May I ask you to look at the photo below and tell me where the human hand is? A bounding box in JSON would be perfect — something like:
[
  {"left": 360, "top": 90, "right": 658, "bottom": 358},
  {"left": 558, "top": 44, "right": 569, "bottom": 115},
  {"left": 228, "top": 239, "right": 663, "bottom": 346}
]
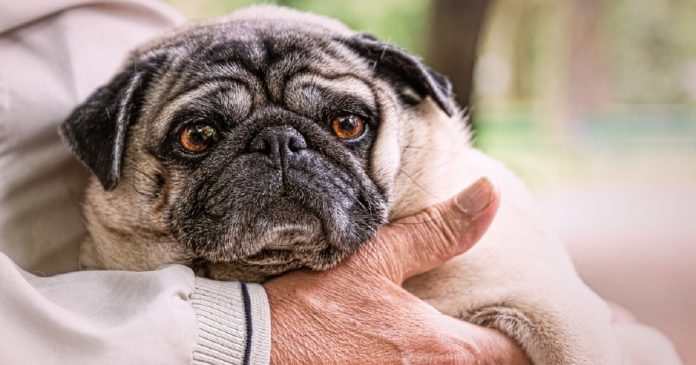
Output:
[{"left": 265, "top": 178, "right": 530, "bottom": 364}]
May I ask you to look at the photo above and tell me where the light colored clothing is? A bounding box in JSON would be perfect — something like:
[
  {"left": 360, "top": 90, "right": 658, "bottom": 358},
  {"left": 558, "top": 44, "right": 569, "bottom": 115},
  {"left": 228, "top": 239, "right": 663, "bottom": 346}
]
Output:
[{"left": 0, "top": 1, "right": 270, "bottom": 364}]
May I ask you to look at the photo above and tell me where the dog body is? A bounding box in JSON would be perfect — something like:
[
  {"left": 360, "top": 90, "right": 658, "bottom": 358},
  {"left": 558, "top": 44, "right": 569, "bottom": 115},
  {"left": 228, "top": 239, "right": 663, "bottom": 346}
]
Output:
[{"left": 63, "top": 7, "right": 624, "bottom": 364}]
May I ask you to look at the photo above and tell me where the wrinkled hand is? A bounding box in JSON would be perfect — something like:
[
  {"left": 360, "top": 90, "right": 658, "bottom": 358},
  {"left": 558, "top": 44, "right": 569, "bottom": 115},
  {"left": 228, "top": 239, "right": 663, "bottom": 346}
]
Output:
[{"left": 265, "top": 178, "right": 530, "bottom": 364}]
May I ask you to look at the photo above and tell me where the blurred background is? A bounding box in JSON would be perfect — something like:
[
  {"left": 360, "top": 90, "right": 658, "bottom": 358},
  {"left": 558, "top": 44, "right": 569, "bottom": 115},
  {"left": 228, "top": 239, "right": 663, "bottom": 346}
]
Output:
[{"left": 167, "top": 0, "right": 696, "bottom": 362}]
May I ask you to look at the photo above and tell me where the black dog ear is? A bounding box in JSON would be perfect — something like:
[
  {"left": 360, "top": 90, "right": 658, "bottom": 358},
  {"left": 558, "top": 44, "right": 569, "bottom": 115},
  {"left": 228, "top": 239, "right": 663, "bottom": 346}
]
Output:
[
  {"left": 341, "top": 33, "right": 455, "bottom": 116},
  {"left": 60, "top": 55, "right": 163, "bottom": 191}
]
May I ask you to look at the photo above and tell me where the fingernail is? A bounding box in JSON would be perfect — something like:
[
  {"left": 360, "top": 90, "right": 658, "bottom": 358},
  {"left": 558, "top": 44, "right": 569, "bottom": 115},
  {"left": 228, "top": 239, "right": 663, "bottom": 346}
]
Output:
[{"left": 454, "top": 177, "right": 496, "bottom": 215}]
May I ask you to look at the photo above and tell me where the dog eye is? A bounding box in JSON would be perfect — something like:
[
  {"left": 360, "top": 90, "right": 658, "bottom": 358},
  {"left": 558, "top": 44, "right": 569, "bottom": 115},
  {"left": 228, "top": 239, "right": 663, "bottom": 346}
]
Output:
[
  {"left": 179, "top": 124, "right": 219, "bottom": 153},
  {"left": 331, "top": 115, "right": 365, "bottom": 141}
]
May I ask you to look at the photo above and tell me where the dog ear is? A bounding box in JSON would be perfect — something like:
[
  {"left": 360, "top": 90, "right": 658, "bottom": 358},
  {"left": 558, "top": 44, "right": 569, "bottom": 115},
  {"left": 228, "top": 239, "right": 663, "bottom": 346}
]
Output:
[
  {"left": 60, "top": 55, "right": 164, "bottom": 191},
  {"left": 341, "top": 33, "right": 455, "bottom": 116}
]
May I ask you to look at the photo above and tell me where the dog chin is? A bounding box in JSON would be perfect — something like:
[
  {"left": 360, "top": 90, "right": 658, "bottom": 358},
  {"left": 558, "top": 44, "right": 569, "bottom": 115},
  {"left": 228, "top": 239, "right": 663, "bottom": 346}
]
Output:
[
  {"left": 193, "top": 201, "right": 330, "bottom": 279},
  {"left": 239, "top": 197, "right": 325, "bottom": 250}
]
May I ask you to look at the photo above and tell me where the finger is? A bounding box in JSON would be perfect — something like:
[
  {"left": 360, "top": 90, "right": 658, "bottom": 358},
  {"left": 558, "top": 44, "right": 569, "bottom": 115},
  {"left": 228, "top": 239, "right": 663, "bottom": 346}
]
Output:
[
  {"left": 448, "top": 321, "right": 531, "bottom": 365},
  {"left": 356, "top": 177, "right": 499, "bottom": 283}
]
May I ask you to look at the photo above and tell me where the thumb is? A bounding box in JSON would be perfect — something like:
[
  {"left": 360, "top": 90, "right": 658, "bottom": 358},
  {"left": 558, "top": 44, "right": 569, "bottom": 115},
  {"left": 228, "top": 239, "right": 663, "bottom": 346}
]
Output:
[{"left": 357, "top": 177, "right": 499, "bottom": 284}]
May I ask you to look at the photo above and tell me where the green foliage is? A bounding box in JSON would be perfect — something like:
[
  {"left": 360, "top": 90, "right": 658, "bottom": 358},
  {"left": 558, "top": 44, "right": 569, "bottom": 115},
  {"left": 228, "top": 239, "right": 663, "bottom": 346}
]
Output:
[{"left": 165, "top": 0, "right": 428, "bottom": 55}]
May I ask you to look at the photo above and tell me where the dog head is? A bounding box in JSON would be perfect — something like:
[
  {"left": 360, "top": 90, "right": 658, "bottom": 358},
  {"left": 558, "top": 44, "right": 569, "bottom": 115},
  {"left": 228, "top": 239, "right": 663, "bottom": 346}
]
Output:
[{"left": 61, "top": 6, "right": 461, "bottom": 280}]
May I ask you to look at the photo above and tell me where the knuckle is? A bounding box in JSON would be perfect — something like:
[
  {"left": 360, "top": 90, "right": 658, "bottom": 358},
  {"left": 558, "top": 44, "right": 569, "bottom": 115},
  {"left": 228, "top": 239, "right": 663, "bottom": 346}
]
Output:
[
  {"left": 442, "top": 340, "right": 481, "bottom": 365},
  {"left": 412, "top": 334, "right": 477, "bottom": 365},
  {"left": 422, "top": 205, "right": 445, "bottom": 223}
]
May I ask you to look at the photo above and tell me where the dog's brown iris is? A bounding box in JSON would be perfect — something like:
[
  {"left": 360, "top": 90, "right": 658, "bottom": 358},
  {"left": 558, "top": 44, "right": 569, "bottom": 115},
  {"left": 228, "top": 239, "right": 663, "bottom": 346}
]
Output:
[
  {"left": 331, "top": 115, "right": 365, "bottom": 140},
  {"left": 180, "top": 124, "right": 219, "bottom": 153}
]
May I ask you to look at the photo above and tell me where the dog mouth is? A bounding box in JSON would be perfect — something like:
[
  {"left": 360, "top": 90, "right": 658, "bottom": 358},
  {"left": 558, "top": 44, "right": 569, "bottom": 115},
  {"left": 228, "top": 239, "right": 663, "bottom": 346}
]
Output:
[
  {"left": 188, "top": 195, "right": 328, "bottom": 264},
  {"left": 242, "top": 196, "right": 325, "bottom": 249},
  {"left": 177, "top": 159, "right": 385, "bottom": 280},
  {"left": 188, "top": 198, "right": 357, "bottom": 281}
]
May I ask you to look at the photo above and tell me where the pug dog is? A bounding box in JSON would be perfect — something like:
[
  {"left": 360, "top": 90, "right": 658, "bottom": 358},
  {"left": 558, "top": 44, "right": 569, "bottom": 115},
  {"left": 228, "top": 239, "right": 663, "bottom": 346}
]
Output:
[{"left": 60, "top": 6, "right": 625, "bottom": 364}]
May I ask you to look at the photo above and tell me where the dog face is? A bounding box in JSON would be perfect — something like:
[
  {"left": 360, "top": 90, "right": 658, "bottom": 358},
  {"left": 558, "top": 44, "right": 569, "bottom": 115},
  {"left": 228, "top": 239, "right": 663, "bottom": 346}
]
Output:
[{"left": 61, "top": 6, "right": 457, "bottom": 280}]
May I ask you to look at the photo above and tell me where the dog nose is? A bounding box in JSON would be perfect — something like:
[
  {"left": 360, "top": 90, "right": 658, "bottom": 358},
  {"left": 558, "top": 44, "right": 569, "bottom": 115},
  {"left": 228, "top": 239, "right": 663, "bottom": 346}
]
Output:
[{"left": 248, "top": 126, "right": 307, "bottom": 162}]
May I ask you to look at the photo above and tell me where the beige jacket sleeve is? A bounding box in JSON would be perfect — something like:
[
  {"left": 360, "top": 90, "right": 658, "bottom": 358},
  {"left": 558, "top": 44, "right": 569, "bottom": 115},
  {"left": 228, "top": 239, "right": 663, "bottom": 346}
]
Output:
[
  {"left": 0, "top": 1, "right": 270, "bottom": 364},
  {"left": 0, "top": 254, "right": 270, "bottom": 365}
]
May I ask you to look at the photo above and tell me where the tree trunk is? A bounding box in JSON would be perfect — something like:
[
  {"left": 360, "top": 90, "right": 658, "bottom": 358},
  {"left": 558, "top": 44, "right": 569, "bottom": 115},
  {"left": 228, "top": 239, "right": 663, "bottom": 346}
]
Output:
[{"left": 428, "top": 0, "right": 492, "bottom": 124}]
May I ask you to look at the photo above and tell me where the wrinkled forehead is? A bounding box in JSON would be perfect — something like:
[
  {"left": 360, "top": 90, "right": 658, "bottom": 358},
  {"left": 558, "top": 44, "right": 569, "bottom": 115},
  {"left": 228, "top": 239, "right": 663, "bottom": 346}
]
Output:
[{"left": 140, "top": 22, "right": 377, "bottom": 138}]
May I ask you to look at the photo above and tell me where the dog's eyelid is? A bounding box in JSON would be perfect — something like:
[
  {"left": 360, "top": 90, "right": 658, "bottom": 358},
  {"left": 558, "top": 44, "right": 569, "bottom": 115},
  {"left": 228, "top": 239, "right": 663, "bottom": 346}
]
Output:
[
  {"left": 325, "top": 101, "right": 376, "bottom": 123},
  {"left": 168, "top": 113, "right": 226, "bottom": 136}
]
